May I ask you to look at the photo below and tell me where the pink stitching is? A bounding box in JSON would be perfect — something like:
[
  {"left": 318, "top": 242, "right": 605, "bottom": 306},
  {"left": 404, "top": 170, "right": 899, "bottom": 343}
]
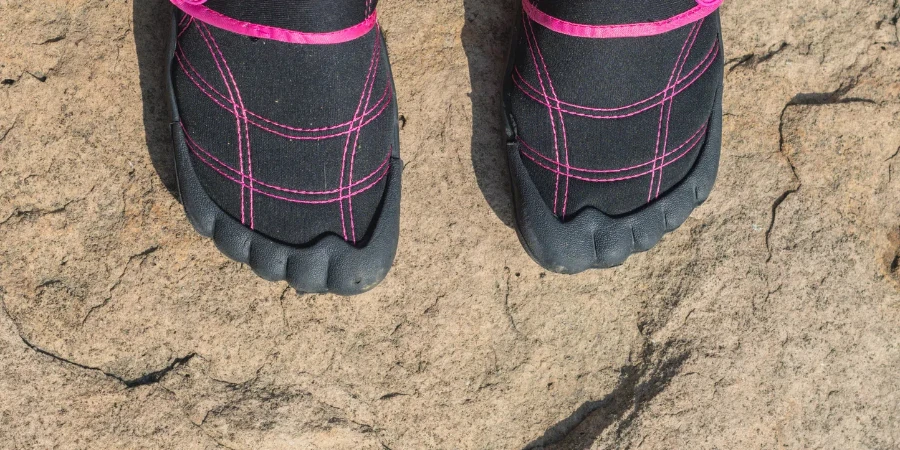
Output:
[
  {"left": 175, "top": 46, "right": 393, "bottom": 136},
  {"left": 171, "top": 0, "right": 378, "bottom": 45},
  {"left": 176, "top": 49, "right": 393, "bottom": 142},
  {"left": 659, "top": 23, "right": 706, "bottom": 198},
  {"left": 339, "top": 28, "right": 380, "bottom": 241},
  {"left": 512, "top": 5, "right": 720, "bottom": 211},
  {"left": 655, "top": 46, "right": 706, "bottom": 200},
  {"left": 511, "top": 39, "right": 719, "bottom": 120},
  {"left": 340, "top": 31, "right": 380, "bottom": 241},
  {"left": 649, "top": 23, "right": 696, "bottom": 201},
  {"left": 179, "top": 55, "right": 391, "bottom": 139},
  {"left": 201, "top": 23, "right": 256, "bottom": 229},
  {"left": 347, "top": 28, "right": 382, "bottom": 243},
  {"left": 525, "top": 16, "right": 572, "bottom": 217},
  {"left": 650, "top": 20, "right": 703, "bottom": 201},
  {"left": 522, "top": 13, "right": 562, "bottom": 216},
  {"left": 518, "top": 123, "right": 707, "bottom": 174},
  {"left": 182, "top": 124, "right": 390, "bottom": 195},
  {"left": 522, "top": 0, "right": 722, "bottom": 39},
  {"left": 197, "top": 24, "right": 256, "bottom": 230},
  {"left": 512, "top": 39, "right": 718, "bottom": 114},
  {"left": 519, "top": 129, "right": 704, "bottom": 183},
  {"left": 188, "top": 143, "right": 391, "bottom": 205},
  {"left": 195, "top": 22, "right": 247, "bottom": 225},
  {"left": 178, "top": 16, "right": 194, "bottom": 38},
  {"left": 176, "top": 8, "right": 392, "bottom": 241},
  {"left": 240, "top": 100, "right": 390, "bottom": 141}
]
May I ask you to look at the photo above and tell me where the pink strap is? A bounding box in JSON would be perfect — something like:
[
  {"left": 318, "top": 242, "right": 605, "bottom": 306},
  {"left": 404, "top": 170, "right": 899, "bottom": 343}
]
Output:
[
  {"left": 170, "top": 0, "right": 377, "bottom": 45},
  {"left": 522, "top": 0, "right": 723, "bottom": 39}
]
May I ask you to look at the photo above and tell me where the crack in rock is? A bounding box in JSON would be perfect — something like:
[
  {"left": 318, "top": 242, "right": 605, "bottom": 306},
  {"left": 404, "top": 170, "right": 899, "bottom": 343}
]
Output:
[
  {"left": 786, "top": 77, "right": 875, "bottom": 107},
  {"left": 2, "top": 293, "right": 192, "bottom": 388},
  {"left": 765, "top": 188, "right": 799, "bottom": 263},
  {"left": 38, "top": 34, "right": 66, "bottom": 45},
  {"left": 81, "top": 297, "right": 112, "bottom": 327},
  {"left": 502, "top": 267, "right": 522, "bottom": 337},
  {"left": 888, "top": 0, "right": 900, "bottom": 41},
  {"left": 767, "top": 81, "right": 874, "bottom": 261},
  {"left": 727, "top": 41, "right": 788, "bottom": 72},
  {"left": 882, "top": 226, "right": 900, "bottom": 285},
  {"left": 121, "top": 354, "right": 196, "bottom": 388},
  {"left": 277, "top": 285, "right": 291, "bottom": 331},
  {"left": 0, "top": 121, "right": 15, "bottom": 143},
  {"left": 81, "top": 245, "right": 159, "bottom": 326},
  {"left": 21, "top": 330, "right": 192, "bottom": 388},
  {"left": 378, "top": 392, "right": 408, "bottom": 401},
  {"left": 27, "top": 71, "right": 48, "bottom": 83},
  {"left": 523, "top": 342, "right": 690, "bottom": 449},
  {"left": 766, "top": 102, "right": 803, "bottom": 262},
  {"left": 0, "top": 198, "right": 77, "bottom": 226},
  {"left": 166, "top": 400, "right": 239, "bottom": 450}
]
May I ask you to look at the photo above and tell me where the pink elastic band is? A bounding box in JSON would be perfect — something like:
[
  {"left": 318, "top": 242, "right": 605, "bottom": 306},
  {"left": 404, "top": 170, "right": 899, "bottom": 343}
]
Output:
[
  {"left": 522, "top": 0, "right": 723, "bottom": 39},
  {"left": 170, "top": 0, "right": 377, "bottom": 45}
]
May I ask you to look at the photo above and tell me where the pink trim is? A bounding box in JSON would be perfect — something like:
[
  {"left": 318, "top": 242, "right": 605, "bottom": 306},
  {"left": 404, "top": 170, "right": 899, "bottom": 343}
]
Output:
[
  {"left": 171, "top": 0, "right": 377, "bottom": 44},
  {"left": 522, "top": 0, "right": 723, "bottom": 39}
]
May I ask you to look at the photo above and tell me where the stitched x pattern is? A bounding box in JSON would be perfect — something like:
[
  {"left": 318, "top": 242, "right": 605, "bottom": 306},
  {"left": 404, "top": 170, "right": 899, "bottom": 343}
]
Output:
[
  {"left": 176, "top": 17, "right": 391, "bottom": 244},
  {"left": 516, "top": 14, "right": 719, "bottom": 217}
]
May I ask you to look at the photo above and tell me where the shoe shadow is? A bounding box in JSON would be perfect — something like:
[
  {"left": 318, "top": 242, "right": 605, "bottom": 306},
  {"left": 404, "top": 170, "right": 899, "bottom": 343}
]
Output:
[
  {"left": 523, "top": 349, "right": 690, "bottom": 449},
  {"left": 461, "top": 0, "right": 519, "bottom": 228},
  {"left": 133, "top": 0, "right": 179, "bottom": 198}
]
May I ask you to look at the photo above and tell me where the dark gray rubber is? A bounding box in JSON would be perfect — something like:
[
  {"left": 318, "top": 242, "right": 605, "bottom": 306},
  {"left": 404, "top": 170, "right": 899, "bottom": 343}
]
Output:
[
  {"left": 165, "top": 11, "right": 401, "bottom": 295},
  {"left": 502, "top": 26, "right": 723, "bottom": 275}
]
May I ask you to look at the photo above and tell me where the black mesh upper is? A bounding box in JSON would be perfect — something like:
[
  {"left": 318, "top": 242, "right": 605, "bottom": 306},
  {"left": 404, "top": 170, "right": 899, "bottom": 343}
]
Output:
[
  {"left": 506, "top": 6, "right": 723, "bottom": 218},
  {"left": 172, "top": 1, "right": 396, "bottom": 246}
]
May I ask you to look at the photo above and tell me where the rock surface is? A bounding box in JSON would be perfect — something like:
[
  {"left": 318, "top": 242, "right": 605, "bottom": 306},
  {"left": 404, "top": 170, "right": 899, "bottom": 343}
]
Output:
[{"left": 1, "top": 0, "right": 899, "bottom": 448}]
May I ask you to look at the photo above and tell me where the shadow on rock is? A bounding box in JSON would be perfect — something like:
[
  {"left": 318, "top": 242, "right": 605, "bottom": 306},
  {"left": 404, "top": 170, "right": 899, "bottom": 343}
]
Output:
[
  {"left": 133, "top": 0, "right": 178, "bottom": 198},
  {"left": 462, "top": 0, "right": 519, "bottom": 227},
  {"left": 525, "top": 343, "right": 691, "bottom": 450}
]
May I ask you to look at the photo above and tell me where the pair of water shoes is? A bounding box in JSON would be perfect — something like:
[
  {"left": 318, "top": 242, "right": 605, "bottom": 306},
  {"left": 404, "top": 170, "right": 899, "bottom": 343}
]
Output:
[{"left": 167, "top": 0, "right": 724, "bottom": 295}]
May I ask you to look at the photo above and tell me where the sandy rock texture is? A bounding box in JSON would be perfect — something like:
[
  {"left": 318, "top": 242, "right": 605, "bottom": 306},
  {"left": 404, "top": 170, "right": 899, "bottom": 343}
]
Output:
[{"left": 1, "top": 0, "right": 899, "bottom": 448}]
